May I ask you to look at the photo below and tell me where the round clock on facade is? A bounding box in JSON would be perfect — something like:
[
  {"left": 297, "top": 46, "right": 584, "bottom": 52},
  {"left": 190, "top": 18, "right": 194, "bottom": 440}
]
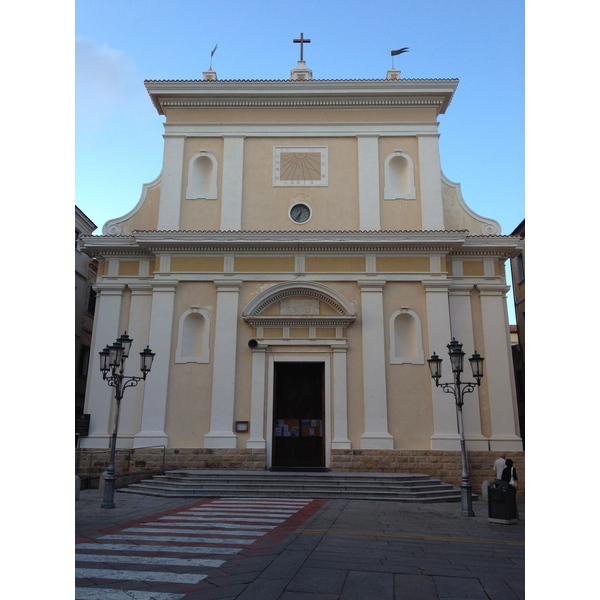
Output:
[{"left": 290, "top": 203, "right": 311, "bottom": 224}]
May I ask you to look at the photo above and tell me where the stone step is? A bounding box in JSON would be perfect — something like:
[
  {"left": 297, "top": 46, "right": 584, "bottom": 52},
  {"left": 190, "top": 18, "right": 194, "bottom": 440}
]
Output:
[
  {"left": 117, "top": 470, "right": 473, "bottom": 503},
  {"left": 131, "top": 478, "right": 456, "bottom": 492},
  {"left": 156, "top": 471, "right": 434, "bottom": 483}
]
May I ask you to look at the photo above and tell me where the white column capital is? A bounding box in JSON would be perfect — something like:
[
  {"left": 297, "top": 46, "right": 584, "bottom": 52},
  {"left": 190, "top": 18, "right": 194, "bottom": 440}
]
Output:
[
  {"left": 214, "top": 279, "right": 243, "bottom": 291},
  {"left": 151, "top": 279, "right": 180, "bottom": 292},
  {"left": 94, "top": 282, "right": 127, "bottom": 295},
  {"left": 448, "top": 283, "right": 475, "bottom": 295},
  {"left": 127, "top": 282, "right": 154, "bottom": 295},
  {"left": 357, "top": 279, "right": 386, "bottom": 291},
  {"left": 422, "top": 278, "right": 450, "bottom": 292},
  {"left": 476, "top": 283, "right": 510, "bottom": 296}
]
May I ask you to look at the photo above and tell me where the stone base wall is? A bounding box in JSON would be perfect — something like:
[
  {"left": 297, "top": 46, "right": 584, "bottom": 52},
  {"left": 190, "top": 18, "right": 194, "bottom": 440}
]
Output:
[
  {"left": 330, "top": 449, "right": 525, "bottom": 496},
  {"left": 76, "top": 447, "right": 524, "bottom": 495},
  {"left": 76, "top": 448, "right": 266, "bottom": 488}
]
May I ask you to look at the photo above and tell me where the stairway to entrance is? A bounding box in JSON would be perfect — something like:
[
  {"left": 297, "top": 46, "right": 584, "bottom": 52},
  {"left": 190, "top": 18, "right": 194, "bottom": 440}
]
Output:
[{"left": 117, "top": 470, "right": 472, "bottom": 503}]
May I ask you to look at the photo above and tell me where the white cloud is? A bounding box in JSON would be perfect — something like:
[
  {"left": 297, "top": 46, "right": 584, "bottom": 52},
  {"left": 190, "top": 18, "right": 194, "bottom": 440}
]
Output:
[{"left": 76, "top": 36, "right": 141, "bottom": 128}]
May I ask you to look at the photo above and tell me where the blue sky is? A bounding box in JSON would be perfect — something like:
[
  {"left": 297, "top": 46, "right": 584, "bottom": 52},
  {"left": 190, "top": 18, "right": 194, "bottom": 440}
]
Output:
[{"left": 75, "top": 0, "right": 524, "bottom": 237}]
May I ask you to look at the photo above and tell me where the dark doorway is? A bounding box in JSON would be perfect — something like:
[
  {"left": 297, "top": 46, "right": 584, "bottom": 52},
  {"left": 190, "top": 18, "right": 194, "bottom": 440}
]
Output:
[{"left": 272, "top": 362, "right": 325, "bottom": 470}]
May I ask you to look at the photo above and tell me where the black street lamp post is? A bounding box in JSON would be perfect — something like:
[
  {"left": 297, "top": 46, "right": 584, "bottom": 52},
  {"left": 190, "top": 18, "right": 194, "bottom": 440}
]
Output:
[
  {"left": 427, "top": 338, "right": 484, "bottom": 517},
  {"left": 99, "top": 332, "right": 155, "bottom": 509}
]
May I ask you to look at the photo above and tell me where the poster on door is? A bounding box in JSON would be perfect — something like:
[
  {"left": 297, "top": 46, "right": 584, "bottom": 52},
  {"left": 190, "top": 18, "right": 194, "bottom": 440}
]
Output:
[
  {"left": 301, "top": 419, "right": 322, "bottom": 437},
  {"left": 275, "top": 419, "right": 300, "bottom": 437}
]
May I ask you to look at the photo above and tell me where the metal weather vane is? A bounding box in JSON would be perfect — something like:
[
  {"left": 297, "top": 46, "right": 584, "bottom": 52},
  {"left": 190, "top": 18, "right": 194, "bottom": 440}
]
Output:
[
  {"left": 391, "top": 47, "right": 409, "bottom": 68},
  {"left": 209, "top": 43, "right": 218, "bottom": 70}
]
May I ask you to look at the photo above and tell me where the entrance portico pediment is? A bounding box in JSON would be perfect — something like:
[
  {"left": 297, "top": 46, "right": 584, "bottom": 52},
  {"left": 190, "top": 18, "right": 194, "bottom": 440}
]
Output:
[{"left": 242, "top": 281, "right": 357, "bottom": 330}]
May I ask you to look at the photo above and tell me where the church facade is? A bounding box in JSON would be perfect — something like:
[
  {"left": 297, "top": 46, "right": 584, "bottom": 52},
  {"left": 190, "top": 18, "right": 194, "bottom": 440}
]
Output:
[{"left": 80, "top": 56, "right": 523, "bottom": 475}]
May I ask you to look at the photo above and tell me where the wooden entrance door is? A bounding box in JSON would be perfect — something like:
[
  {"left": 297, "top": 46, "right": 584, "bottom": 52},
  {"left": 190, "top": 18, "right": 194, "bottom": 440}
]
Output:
[{"left": 272, "top": 362, "right": 325, "bottom": 469}]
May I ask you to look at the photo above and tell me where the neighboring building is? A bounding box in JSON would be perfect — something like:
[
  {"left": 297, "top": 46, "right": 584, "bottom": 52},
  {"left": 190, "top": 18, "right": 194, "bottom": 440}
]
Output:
[
  {"left": 509, "top": 325, "right": 519, "bottom": 345},
  {"left": 509, "top": 219, "right": 525, "bottom": 445},
  {"left": 79, "top": 50, "right": 523, "bottom": 472},
  {"left": 75, "top": 206, "right": 98, "bottom": 429}
]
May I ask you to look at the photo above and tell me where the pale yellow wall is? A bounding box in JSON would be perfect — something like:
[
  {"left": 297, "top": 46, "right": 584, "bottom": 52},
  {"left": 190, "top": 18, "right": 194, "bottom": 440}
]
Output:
[
  {"left": 234, "top": 256, "right": 295, "bottom": 272},
  {"left": 164, "top": 281, "right": 217, "bottom": 446},
  {"left": 171, "top": 257, "right": 224, "bottom": 272},
  {"left": 242, "top": 137, "right": 360, "bottom": 231},
  {"left": 383, "top": 281, "right": 433, "bottom": 449},
  {"left": 376, "top": 257, "right": 430, "bottom": 273},
  {"left": 463, "top": 261, "right": 484, "bottom": 277},
  {"left": 118, "top": 260, "right": 140, "bottom": 277},
  {"left": 180, "top": 138, "right": 224, "bottom": 230},
  {"left": 305, "top": 256, "right": 365, "bottom": 273},
  {"left": 379, "top": 137, "right": 423, "bottom": 230}
]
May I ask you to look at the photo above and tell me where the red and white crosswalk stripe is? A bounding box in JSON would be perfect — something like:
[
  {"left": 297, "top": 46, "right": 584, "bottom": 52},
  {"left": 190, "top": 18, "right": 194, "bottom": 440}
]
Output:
[{"left": 75, "top": 498, "right": 315, "bottom": 600}]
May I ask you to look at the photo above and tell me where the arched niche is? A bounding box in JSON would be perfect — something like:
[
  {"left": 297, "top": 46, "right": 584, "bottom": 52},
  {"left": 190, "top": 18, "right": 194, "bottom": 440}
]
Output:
[
  {"left": 175, "top": 307, "right": 211, "bottom": 363},
  {"left": 186, "top": 151, "right": 218, "bottom": 200},
  {"left": 389, "top": 307, "right": 424, "bottom": 364},
  {"left": 384, "top": 151, "right": 416, "bottom": 200}
]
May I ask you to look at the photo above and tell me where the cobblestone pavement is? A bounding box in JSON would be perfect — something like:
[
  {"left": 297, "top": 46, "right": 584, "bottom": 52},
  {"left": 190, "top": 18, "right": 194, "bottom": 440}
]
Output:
[{"left": 76, "top": 490, "right": 525, "bottom": 599}]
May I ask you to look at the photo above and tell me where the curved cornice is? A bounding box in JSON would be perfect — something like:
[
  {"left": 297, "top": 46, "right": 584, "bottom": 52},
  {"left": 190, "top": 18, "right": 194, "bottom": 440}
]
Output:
[
  {"left": 441, "top": 171, "right": 502, "bottom": 235},
  {"left": 242, "top": 281, "right": 357, "bottom": 317},
  {"left": 102, "top": 173, "right": 162, "bottom": 236}
]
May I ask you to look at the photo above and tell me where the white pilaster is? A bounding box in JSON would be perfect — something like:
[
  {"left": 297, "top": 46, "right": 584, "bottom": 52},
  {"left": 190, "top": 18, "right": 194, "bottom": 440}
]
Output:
[
  {"left": 157, "top": 135, "right": 185, "bottom": 230},
  {"left": 358, "top": 280, "right": 394, "bottom": 448},
  {"left": 134, "top": 280, "right": 178, "bottom": 447},
  {"left": 423, "top": 279, "right": 459, "bottom": 449},
  {"left": 220, "top": 136, "right": 245, "bottom": 231},
  {"left": 332, "top": 346, "right": 351, "bottom": 449},
  {"left": 357, "top": 135, "right": 381, "bottom": 231},
  {"left": 205, "top": 279, "right": 243, "bottom": 448},
  {"left": 418, "top": 135, "right": 445, "bottom": 230},
  {"left": 247, "top": 346, "right": 267, "bottom": 449},
  {"left": 80, "top": 283, "right": 126, "bottom": 448},
  {"left": 478, "top": 284, "right": 523, "bottom": 450},
  {"left": 118, "top": 282, "right": 153, "bottom": 446},
  {"left": 448, "top": 284, "right": 487, "bottom": 449}
]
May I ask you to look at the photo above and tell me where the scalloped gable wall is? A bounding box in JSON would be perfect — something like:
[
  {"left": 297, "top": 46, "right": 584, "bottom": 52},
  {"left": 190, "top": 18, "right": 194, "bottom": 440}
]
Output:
[
  {"left": 102, "top": 174, "right": 162, "bottom": 235},
  {"left": 440, "top": 173, "right": 502, "bottom": 235}
]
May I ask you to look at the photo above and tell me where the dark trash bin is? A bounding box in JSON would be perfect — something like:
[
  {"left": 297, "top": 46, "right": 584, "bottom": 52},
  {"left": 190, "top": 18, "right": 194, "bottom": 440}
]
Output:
[{"left": 488, "top": 481, "right": 518, "bottom": 524}]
